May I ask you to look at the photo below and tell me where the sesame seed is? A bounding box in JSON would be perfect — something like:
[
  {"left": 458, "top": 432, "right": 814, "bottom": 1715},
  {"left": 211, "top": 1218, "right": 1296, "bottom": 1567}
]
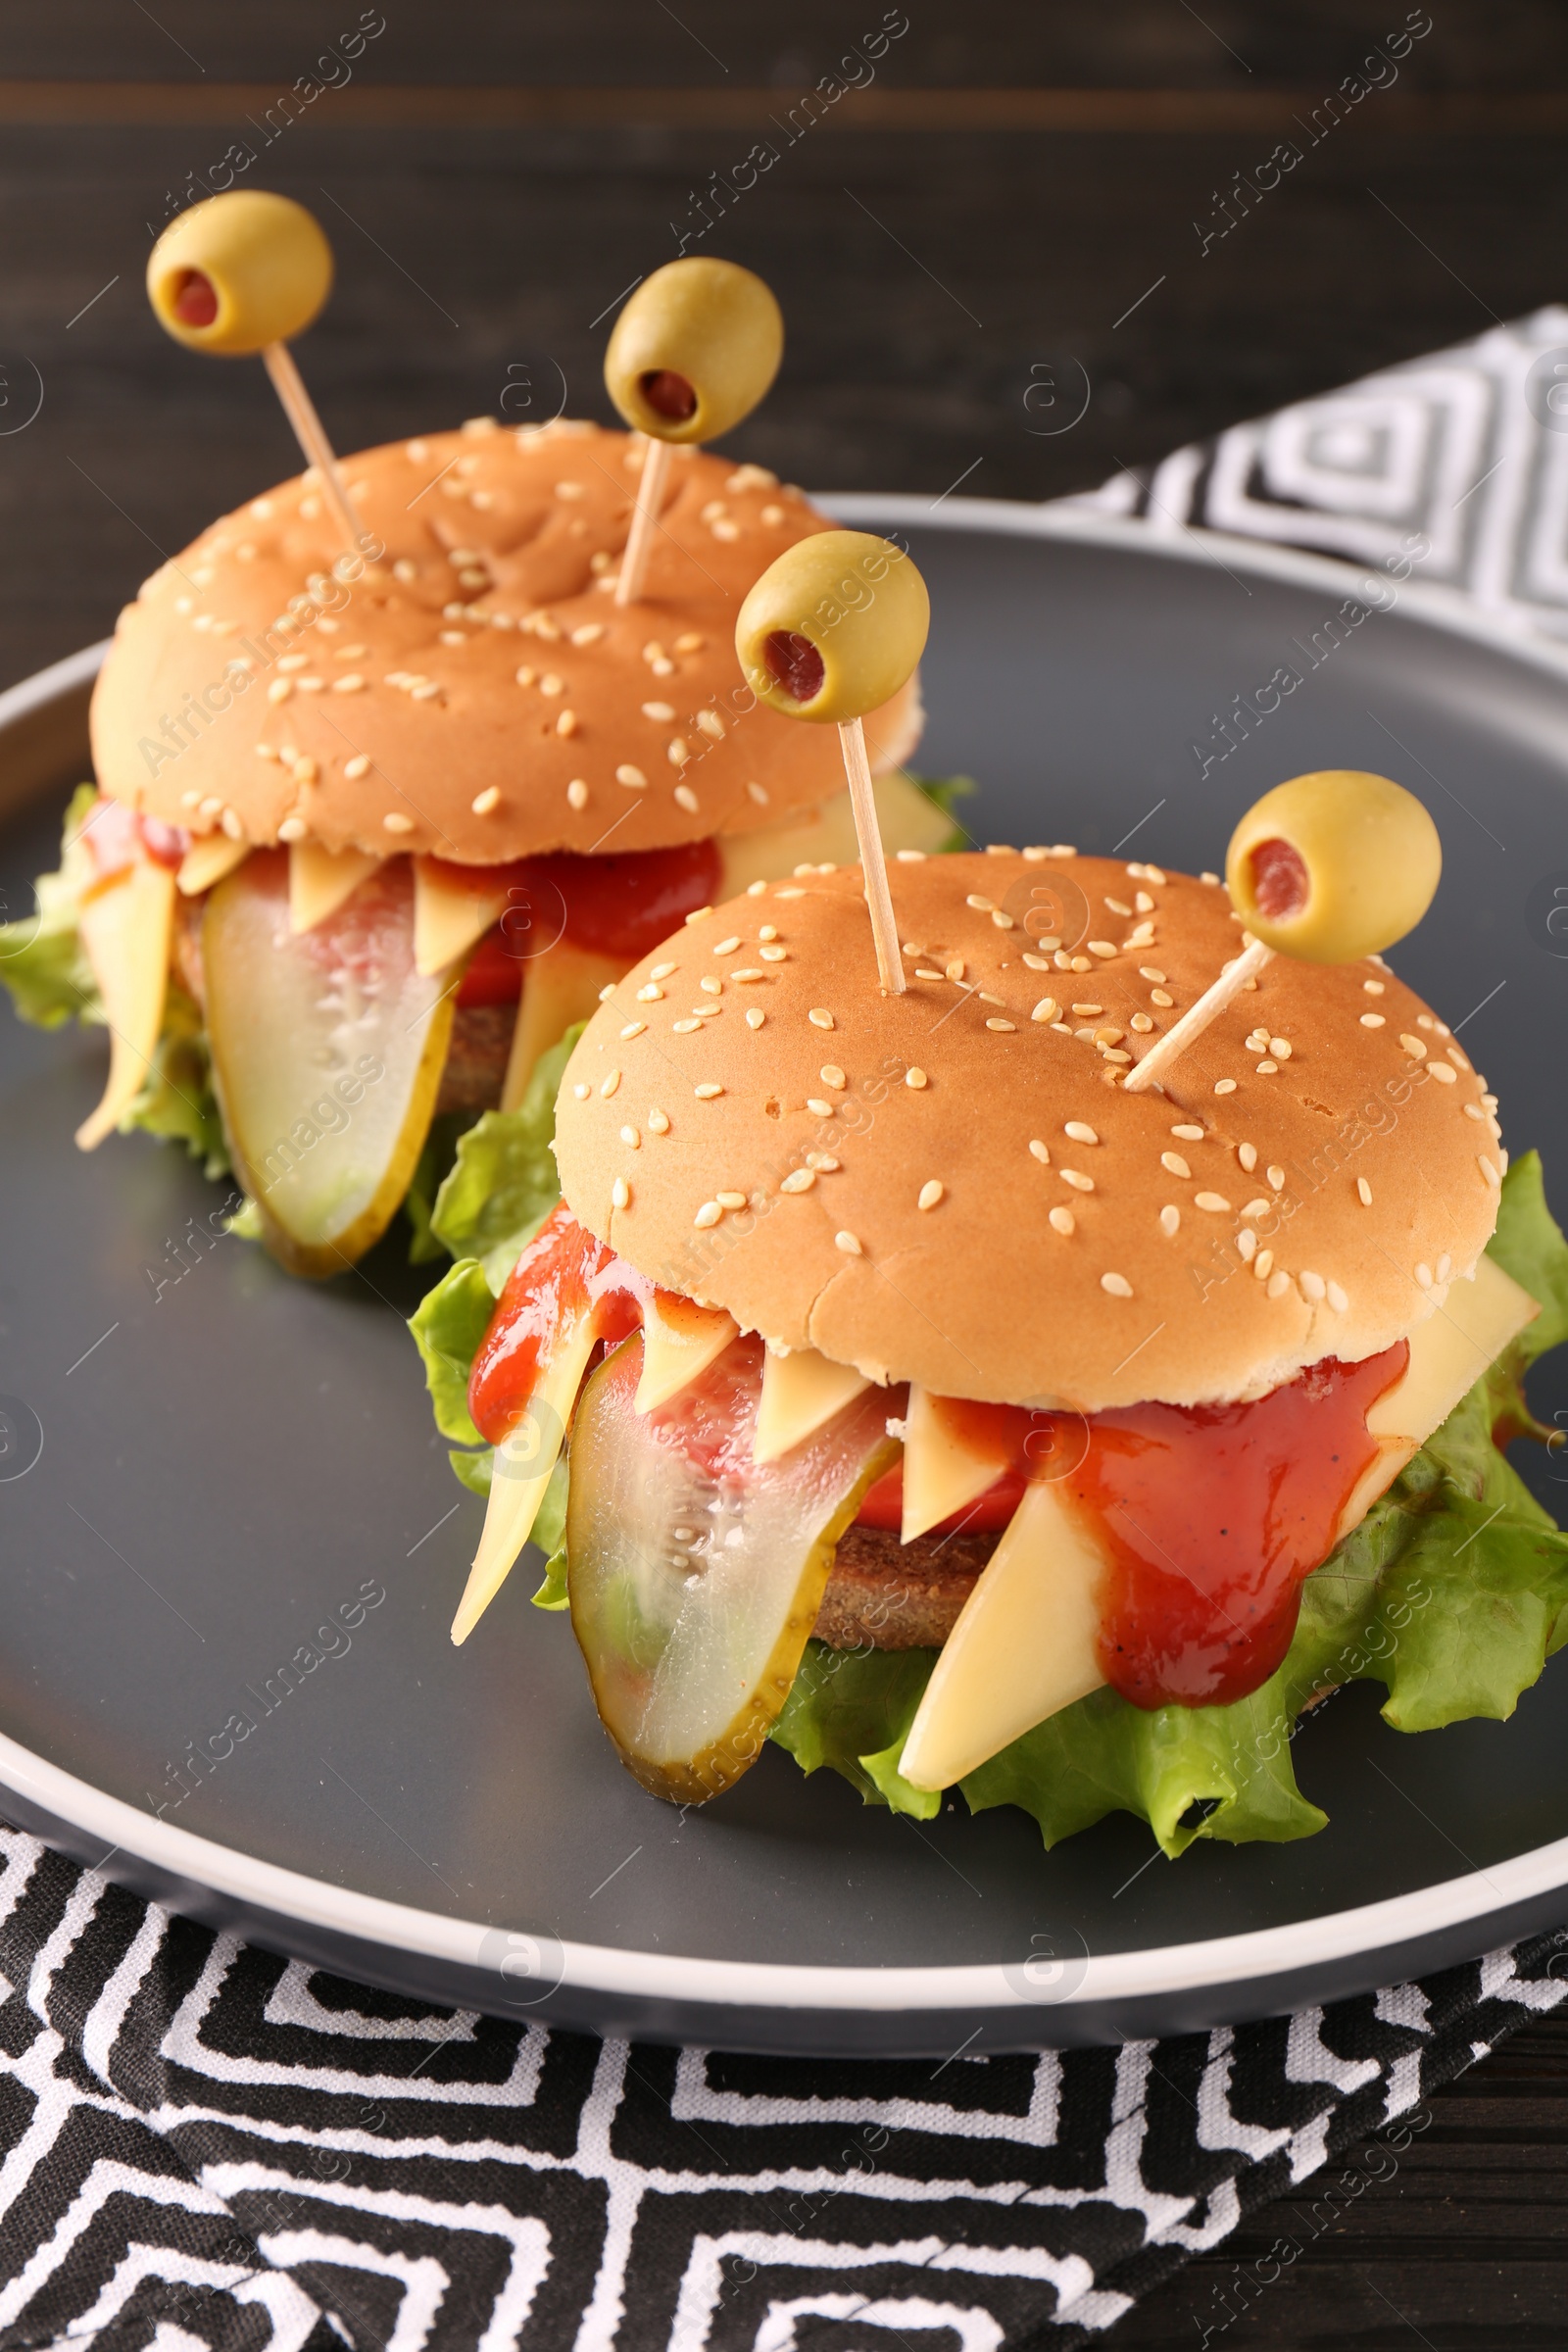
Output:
[
  {"left": 746, "top": 1008, "right": 765, "bottom": 1029},
  {"left": 268, "top": 679, "right": 292, "bottom": 705},
  {"left": 747, "top": 782, "right": 769, "bottom": 806},
  {"left": 1031, "top": 999, "right": 1060, "bottom": 1023},
  {"left": 1479, "top": 1154, "right": 1500, "bottom": 1187},
  {"left": 1150, "top": 989, "right": 1174, "bottom": 1007},
  {"left": 835, "top": 1231, "right": 862, "bottom": 1254},
  {"left": 1065, "top": 1121, "right": 1099, "bottom": 1146},
  {"left": 965, "top": 894, "right": 994, "bottom": 912},
  {"left": 906, "top": 1067, "right": 928, "bottom": 1089},
  {"left": 617, "top": 1021, "right": 646, "bottom": 1043},
  {"left": 1300, "top": 1270, "right": 1327, "bottom": 1300},
  {"left": 1237, "top": 1228, "right": 1258, "bottom": 1262},
  {"left": 986, "top": 1017, "right": 1016, "bottom": 1033},
  {"left": 331, "top": 673, "right": 366, "bottom": 694},
  {"left": 292, "top": 756, "right": 318, "bottom": 785},
  {"left": 808, "top": 1008, "right": 835, "bottom": 1030},
  {"left": 1464, "top": 1101, "right": 1485, "bottom": 1120},
  {"left": 619, "top": 1124, "right": 640, "bottom": 1148},
  {"left": 647, "top": 1107, "right": 670, "bottom": 1135},
  {"left": 1238, "top": 1142, "right": 1257, "bottom": 1172},
  {"left": 1430, "top": 1062, "right": 1457, "bottom": 1085},
  {"left": 759, "top": 944, "right": 788, "bottom": 963},
  {"left": 412, "top": 682, "right": 442, "bottom": 703},
  {"left": 716, "top": 1192, "right": 748, "bottom": 1211},
  {"left": 616, "top": 764, "right": 648, "bottom": 789},
  {"left": 673, "top": 784, "right": 700, "bottom": 813},
  {"left": 636, "top": 983, "right": 664, "bottom": 1003},
  {"left": 685, "top": 906, "right": 712, "bottom": 925},
  {"left": 1256, "top": 1060, "right": 1279, "bottom": 1076},
  {"left": 642, "top": 701, "right": 675, "bottom": 721},
  {"left": 807, "top": 1098, "right": 833, "bottom": 1117},
  {"left": 946, "top": 959, "right": 965, "bottom": 982},
  {"left": 1327, "top": 1281, "right": 1348, "bottom": 1312},
  {"left": 1104, "top": 897, "right": 1132, "bottom": 917},
  {"left": 1129, "top": 1012, "right": 1153, "bottom": 1033},
  {"left": 1267, "top": 1164, "right": 1285, "bottom": 1190},
  {"left": 1088, "top": 940, "right": 1116, "bottom": 957},
  {"left": 572, "top": 1083, "right": 590, "bottom": 1101},
  {"left": 695, "top": 1082, "right": 724, "bottom": 1100},
  {"left": 1050, "top": 1205, "right": 1075, "bottom": 1235},
  {"left": 1360, "top": 1012, "right": 1387, "bottom": 1028},
  {"left": 1195, "top": 1192, "right": 1231, "bottom": 1212},
  {"left": 1357, "top": 1177, "right": 1373, "bottom": 1206},
  {"left": 1159, "top": 1204, "right": 1180, "bottom": 1237},
  {"left": 1400, "top": 1033, "right": 1427, "bottom": 1059},
  {"left": 1140, "top": 967, "right": 1166, "bottom": 983},
  {"left": 1241, "top": 1198, "right": 1269, "bottom": 1218},
  {"left": 669, "top": 1017, "right": 700, "bottom": 1034},
  {"left": 775, "top": 886, "right": 805, "bottom": 899},
  {"left": 567, "top": 778, "right": 589, "bottom": 810},
  {"left": 1363, "top": 978, "right": 1385, "bottom": 994},
  {"left": 807, "top": 1152, "right": 840, "bottom": 1172},
  {"left": 711, "top": 937, "right": 742, "bottom": 956},
  {"left": 1161, "top": 1152, "right": 1192, "bottom": 1180},
  {"left": 1214, "top": 1079, "right": 1238, "bottom": 1095},
  {"left": 1254, "top": 1250, "right": 1274, "bottom": 1281},
  {"left": 572, "top": 622, "right": 605, "bottom": 646},
  {"left": 1061, "top": 1168, "right": 1095, "bottom": 1193},
  {"left": 1438, "top": 1252, "right": 1452, "bottom": 1282},
  {"left": 277, "top": 816, "right": 307, "bottom": 844},
  {"left": 1029, "top": 1139, "right": 1051, "bottom": 1165},
  {"left": 694, "top": 1201, "right": 722, "bottom": 1228},
  {"left": 600, "top": 1070, "right": 621, "bottom": 1097},
  {"left": 918, "top": 1180, "right": 944, "bottom": 1210},
  {"left": 992, "top": 908, "right": 1014, "bottom": 930},
  {"left": 1415, "top": 1262, "right": 1433, "bottom": 1289},
  {"left": 820, "top": 1065, "right": 847, "bottom": 1089},
  {"left": 1170, "top": 1124, "right": 1203, "bottom": 1142},
  {"left": 667, "top": 738, "right": 690, "bottom": 765},
  {"left": 383, "top": 812, "right": 415, "bottom": 833},
  {"left": 599, "top": 984, "right": 617, "bottom": 1004},
  {"left": 612, "top": 1177, "right": 630, "bottom": 1209},
  {"left": 1102, "top": 1272, "right": 1133, "bottom": 1298},
  {"left": 1022, "top": 953, "right": 1051, "bottom": 971},
  {"left": 1266, "top": 1270, "right": 1291, "bottom": 1299}
]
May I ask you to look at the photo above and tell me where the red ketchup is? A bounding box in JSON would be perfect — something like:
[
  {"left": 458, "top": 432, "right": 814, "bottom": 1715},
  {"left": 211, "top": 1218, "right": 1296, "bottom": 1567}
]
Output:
[
  {"left": 467, "top": 1203, "right": 651, "bottom": 1446},
  {"left": 855, "top": 1397, "right": 1078, "bottom": 1535},
  {"left": 78, "top": 796, "right": 186, "bottom": 879},
  {"left": 454, "top": 838, "right": 723, "bottom": 1008},
  {"left": 1073, "top": 1344, "right": 1408, "bottom": 1707}
]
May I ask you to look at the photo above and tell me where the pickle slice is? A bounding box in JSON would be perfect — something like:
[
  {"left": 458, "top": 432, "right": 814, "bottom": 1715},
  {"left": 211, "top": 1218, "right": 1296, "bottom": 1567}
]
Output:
[
  {"left": 566, "top": 1330, "right": 896, "bottom": 1803},
  {"left": 203, "top": 850, "right": 454, "bottom": 1276}
]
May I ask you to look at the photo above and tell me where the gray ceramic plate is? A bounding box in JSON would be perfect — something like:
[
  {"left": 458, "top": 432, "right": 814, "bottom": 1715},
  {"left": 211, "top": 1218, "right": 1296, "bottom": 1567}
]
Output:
[{"left": 4, "top": 501, "right": 1568, "bottom": 2056}]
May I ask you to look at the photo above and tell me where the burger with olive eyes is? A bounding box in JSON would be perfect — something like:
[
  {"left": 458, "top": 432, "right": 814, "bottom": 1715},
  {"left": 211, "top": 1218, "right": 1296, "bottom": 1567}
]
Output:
[
  {"left": 0, "top": 416, "right": 950, "bottom": 1276},
  {"left": 416, "top": 844, "right": 1568, "bottom": 1856}
]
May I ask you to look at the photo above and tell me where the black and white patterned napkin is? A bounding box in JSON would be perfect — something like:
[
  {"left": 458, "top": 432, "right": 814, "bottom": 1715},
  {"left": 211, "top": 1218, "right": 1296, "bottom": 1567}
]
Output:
[{"left": 8, "top": 310, "right": 1568, "bottom": 2352}]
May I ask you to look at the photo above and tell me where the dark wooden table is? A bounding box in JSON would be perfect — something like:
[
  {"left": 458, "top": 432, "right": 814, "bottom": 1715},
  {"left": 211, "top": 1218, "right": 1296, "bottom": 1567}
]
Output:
[{"left": 2, "top": 6, "right": 1566, "bottom": 2338}]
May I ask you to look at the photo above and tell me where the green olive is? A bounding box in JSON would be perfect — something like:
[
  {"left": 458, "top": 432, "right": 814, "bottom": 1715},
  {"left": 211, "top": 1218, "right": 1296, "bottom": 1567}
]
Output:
[
  {"left": 147, "top": 192, "right": 332, "bottom": 356},
  {"left": 1226, "top": 770, "right": 1441, "bottom": 961},
  {"left": 735, "top": 531, "right": 929, "bottom": 724},
  {"left": 604, "top": 258, "right": 783, "bottom": 444}
]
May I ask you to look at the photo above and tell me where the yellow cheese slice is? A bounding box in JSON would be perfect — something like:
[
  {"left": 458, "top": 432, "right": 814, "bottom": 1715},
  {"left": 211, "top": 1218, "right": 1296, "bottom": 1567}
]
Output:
[
  {"left": 900, "top": 1384, "right": 1012, "bottom": 1542},
  {"left": 1335, "top": 1253, "right": 1539, "bottom": 1539},
  {"left": 717, "top": 769, "right": 956, "bottom": 898},
  {"left": 754, "top": 1346, "right": 873, "bottom": 1465},
  {"left": 74, "top": 860, "right": 176, "bottom": 1151},
  {"left": 289, "top": 841, "right": 383, "bottom": 934},
  {"left": 899, "top": 1481, "right": 1107, "bottom": 1790},
  {"left": 413, "top": 857, "right": 512, "bottom": 979},
  {"left": 451, "top": 1309, "right": 599, "bottom": 1645},
  {"left": 501, "top": 940, "right": 627, "bottom": 1111},
  {"left": 636, "top": 1293, "right": 739, "bottom": 1415},
  {"left": 176, "top": 835, "right": 250, "bottom": 897}
]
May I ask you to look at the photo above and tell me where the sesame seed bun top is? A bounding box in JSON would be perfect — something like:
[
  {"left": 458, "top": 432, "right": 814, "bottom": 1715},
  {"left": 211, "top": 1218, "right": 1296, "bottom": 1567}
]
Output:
[
  {"left": 553, "top": 850, "right": 1504, "bottom": 1411},
  {"left": 89, "top": 417, "right": 922, "bottom": 860}
]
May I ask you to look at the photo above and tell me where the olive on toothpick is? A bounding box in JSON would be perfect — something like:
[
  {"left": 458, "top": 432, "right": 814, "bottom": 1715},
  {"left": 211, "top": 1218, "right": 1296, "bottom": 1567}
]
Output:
[
  {"left": 147, "top": 191, "right": 368, "bottom": 560},
  {"left": 1124, "top": 769, "right": 1443, "bottom": 1095},
  {"left": 735, "top": 530, "right": 930, "bottom": 995},
  {"left": 604, "top": 257, "right": 783, "bottom": 606}
]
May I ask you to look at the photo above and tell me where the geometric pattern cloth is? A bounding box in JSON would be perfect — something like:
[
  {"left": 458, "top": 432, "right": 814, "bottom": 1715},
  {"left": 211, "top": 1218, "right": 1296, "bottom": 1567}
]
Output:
[
  {"left": 2, "top": 1827, "right": 1564, "bottom": 2350},
  {"left": 10, "top": 321, "right": 1568, "bottom": 2347},
  {"left": 1071, "top": 304, "right": 1568, "bottom": 647}
]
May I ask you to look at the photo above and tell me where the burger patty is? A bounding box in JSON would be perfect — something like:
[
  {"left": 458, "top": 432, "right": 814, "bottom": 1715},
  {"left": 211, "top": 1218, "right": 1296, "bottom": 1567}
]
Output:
[
  {"left": 812, "top": 1523, "right": 999, "bottom": 1650},
  {"left": 436, "top": 1004, "right": 514, "bottom": 1113}
]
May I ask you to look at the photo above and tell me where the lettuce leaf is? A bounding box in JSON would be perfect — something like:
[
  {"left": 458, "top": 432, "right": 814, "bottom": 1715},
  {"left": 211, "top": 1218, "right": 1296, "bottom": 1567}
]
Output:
[
  {"left": 771, "top": 1154, "right": 1568, "bottom": 1855},
  {"left": 428, "top": 1022, "right": 584, "bottom": 1291},
  {"left": 410, "top": 1256, "right": 496, "bottom": 1449},
  {"left": 0, "top": 784, "right": 103, "bottom": 1029},
  {"left": 122, "top": 982, "right": 230, "bottom": 1177}
]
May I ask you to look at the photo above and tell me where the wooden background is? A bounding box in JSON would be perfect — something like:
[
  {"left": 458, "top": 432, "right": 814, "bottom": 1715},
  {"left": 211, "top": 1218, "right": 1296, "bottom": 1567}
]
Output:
[{"left": 2, "top": 5, "right": 1567, "bottom": 2340}]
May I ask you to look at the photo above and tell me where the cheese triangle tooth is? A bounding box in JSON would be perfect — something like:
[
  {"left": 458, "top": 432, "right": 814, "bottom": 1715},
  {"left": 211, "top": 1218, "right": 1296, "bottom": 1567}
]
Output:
[
  {"left": 414, "top": 857, "right": 513, "bottom": 978},
  {"left": 451, "top": 1310, "right": 600, "bottom": 1645},
  {"left": 501, "top": 940, "right": 628, "bottom": 1111},
  {"left": 636, "top": 1292, "right": 739, "bottom": 1414},
  {"left": 754, "top": 1345, "right": 872, "bottom": 1465},
  {"left": 289, "top": 840, "right": 383, "bottom": 934},
  {"left": 900, "top": 1481, "right": 1107, "bottom": 1790},
  {"left": 177, "top": 835, "right": 250, "bottom": 896},
  {"left": 901, "top": 1385, "right": 1012, "bottom": 1542},
  {"left": 74, "top": 860, "right": 176, "bottom": 1151}
]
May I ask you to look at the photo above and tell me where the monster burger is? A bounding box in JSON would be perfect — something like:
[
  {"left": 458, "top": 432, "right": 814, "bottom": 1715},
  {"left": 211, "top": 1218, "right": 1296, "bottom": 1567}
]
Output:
[
  {"left": 0, "top": 232, "right": 943, "bottom": 1275},
  {"left": 426, "top": 828, "right": 1568, "bottom": 1853}
]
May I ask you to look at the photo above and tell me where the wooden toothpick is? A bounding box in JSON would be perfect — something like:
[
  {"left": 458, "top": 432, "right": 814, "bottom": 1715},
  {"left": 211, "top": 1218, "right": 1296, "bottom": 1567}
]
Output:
[
  {"left": 1122, "top": 935, "right": 1274, "bottom": 1093},
  {"left": 838, "top": 715, "right": 906, "bottom": 996},
  {"left": 614, "top": 434, "right": 673, "bottom": 606},
  {"left": 261, "top": 341, "right": 370, "bottom": 560}
]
